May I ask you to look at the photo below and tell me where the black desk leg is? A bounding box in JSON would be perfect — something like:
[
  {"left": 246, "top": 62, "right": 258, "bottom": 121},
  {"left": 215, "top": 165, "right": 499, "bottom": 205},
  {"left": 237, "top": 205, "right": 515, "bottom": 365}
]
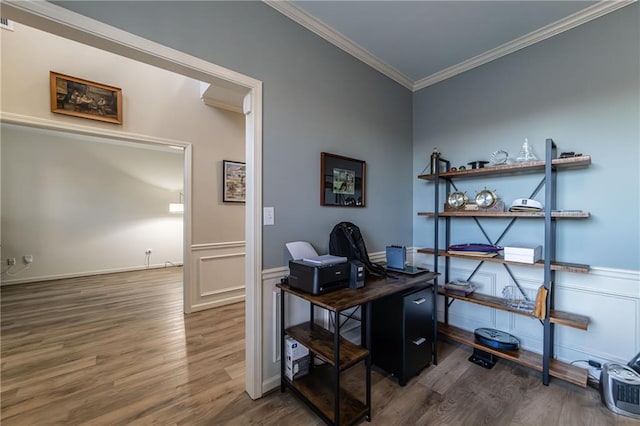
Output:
[
  {"left": 334, "top": 311, "right": 341, "bottom": 425},
  {"left": 365, "top": 302, "right": 372, "bottom": 421},
  {"left": 280, "top": 290, "right": 286, "bottom": 392},
  {"left": 360, "top": 304, "right": 366, "bottom": 348},
  {"left": 432, "top": 280, "right": 438, "bottom": 365}
]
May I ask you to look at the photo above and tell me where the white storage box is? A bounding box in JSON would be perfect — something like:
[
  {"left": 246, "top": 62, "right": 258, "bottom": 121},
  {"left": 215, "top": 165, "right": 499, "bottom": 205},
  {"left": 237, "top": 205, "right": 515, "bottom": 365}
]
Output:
[
  {"left": 285, "top": 336, "right": 310, "bottom": 380},
  {"left": 504, "top": 244, "right": 542, "bottom": 264}
]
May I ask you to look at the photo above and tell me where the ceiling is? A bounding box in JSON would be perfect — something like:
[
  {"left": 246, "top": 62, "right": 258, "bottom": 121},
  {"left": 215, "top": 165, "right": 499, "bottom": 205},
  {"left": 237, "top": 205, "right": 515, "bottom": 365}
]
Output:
[{"left": 266, "top": 1, "right": 632, "bottom": 91}]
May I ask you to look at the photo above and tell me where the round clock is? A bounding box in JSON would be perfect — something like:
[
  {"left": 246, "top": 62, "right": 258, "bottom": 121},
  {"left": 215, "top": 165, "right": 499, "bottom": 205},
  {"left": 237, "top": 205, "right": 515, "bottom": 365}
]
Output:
[
  {"left": 475, "top": 189, "right": 498, "bottom": 208},
  {"left": 447, "top": 191, "right": 468, "bottom": 209}
]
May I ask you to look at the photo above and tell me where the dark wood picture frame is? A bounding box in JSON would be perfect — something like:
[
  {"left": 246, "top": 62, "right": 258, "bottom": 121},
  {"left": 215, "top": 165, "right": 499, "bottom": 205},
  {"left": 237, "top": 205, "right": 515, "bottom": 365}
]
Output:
[
  {"left": 321, "top": 152, "right": 366, "bottom": 207},
  {"left": 50, "top": 71, "right": 123, "bottom": 124},
  {"left": 223, "top": 160, "right": 246, "bottom": 203}
]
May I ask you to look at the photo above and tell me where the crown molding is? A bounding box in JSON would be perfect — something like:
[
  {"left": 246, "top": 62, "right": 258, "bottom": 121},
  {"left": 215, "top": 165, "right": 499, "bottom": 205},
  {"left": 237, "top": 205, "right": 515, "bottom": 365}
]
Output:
[
  {"left": 265, "top": 0, "right": 635, "bottom": 92},
  {"left": 414, "top": 0, "right": 636, "bottom": 91},
  {"left": 263, "top": 0, "right": 414, "bottom": 90}
]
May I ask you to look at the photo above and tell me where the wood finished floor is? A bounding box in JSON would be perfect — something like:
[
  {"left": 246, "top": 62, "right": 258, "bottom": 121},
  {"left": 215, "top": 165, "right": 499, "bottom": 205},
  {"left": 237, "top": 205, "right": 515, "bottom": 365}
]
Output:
[{"left": 1, "top": 267, "right": 635, "bottom": 425}]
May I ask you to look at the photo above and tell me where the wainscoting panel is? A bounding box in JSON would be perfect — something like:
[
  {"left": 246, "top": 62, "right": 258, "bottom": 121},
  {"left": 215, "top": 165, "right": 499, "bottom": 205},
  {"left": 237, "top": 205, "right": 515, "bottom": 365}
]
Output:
[
  {"left": 262, "top": 266, "right": 288, "bottom": 394},
  {"left": 189, "top": 241, "right": 245, "bottom": 312},
  {"left": 272, "top": 288, "right": 282, "bottom": 364}
]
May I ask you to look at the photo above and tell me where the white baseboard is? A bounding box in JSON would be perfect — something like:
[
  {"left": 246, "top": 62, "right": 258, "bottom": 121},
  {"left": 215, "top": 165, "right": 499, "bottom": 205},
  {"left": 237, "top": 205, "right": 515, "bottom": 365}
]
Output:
[
  {"left": 0, "top": 262, "right": 184, "bottom": 286},
  {"left": 190, "top": 294, "right": 245, "bottom": 312}
]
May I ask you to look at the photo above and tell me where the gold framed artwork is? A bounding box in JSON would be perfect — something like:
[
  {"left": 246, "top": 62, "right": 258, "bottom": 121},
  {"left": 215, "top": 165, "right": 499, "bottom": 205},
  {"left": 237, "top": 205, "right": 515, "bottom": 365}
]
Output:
[
  {"left": 321, "top": 152, "right": 366, "bottom": 207},
  {"left": 50, "top": 71, "right": 123, "bottom": 124}
]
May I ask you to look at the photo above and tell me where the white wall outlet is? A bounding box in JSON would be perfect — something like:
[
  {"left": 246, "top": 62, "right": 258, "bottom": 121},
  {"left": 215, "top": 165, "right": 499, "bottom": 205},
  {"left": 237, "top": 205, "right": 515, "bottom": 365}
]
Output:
[
  {"left": 0, "top": 18, "right": 15, "bottom": 31},
  {"left": 7, "top": 257, "right": 16, "bottom": 266},
  {"left": 263, "top": 207, "right": 275, "bottom": 226},
  {"left": 23, "top": 255, "right": 33, "bottom": 264},
  {"left": 145, "top": 249, "right": 153, "bottom": 255}
]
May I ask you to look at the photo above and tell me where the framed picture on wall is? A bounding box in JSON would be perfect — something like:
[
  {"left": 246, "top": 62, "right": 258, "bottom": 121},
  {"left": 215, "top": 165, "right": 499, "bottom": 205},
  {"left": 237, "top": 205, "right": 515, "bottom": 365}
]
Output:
[
  {"left": 50, "top": 71, "right": 123, "bottom": 124},
  {"left": 321, "top": 152, "right": 366, "bottom": 207},
  {"left": 223, "top": 160, "right": 246, "bottom": 203}
]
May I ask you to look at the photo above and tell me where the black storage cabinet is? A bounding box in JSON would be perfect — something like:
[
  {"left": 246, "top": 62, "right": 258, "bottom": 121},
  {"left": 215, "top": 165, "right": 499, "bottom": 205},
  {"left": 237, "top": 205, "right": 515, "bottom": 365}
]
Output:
[{"left": 371, "top": 284, "right": 433, "bottom": 385}]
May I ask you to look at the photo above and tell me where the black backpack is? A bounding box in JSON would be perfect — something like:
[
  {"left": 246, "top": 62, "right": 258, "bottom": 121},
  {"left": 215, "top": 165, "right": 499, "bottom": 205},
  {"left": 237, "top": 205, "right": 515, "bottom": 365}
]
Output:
[{"left": 329, "top": 222, "right": 387, "bottom": 278}]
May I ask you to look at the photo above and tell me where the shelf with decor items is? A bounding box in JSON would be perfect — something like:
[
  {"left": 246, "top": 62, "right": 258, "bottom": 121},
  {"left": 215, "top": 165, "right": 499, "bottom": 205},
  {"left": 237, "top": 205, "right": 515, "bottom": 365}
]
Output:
[
  {"left": 417, "top": 154, "right": 591, "bottom": 180},
  {"left": 417, "top": 210, "right": 590, "bottom": 218},
  {"left": 435, "top": 287, "right": 589, "bottom": 330},
  {"left": 419, "top": 138, "right": 591, "bottom": 387},
  {"left": 417, "top": 248, "right": 590, "bottom": 274}
]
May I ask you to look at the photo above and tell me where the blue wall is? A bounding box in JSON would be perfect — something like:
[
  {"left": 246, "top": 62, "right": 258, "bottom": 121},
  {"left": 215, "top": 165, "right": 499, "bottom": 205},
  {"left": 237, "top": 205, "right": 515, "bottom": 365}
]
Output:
[
  {"left": 56, "top": 1, "right": 414, "bottom": 269},
  {"left": 413, "top": 4, "right": 639, "bottom": 270}
]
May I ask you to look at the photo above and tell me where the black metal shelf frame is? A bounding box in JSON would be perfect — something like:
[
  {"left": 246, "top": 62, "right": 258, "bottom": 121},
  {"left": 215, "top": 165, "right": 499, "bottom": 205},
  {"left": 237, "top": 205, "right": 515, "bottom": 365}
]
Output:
[{"left": 430, "top": 138, "right": 563, "bottom": 385}]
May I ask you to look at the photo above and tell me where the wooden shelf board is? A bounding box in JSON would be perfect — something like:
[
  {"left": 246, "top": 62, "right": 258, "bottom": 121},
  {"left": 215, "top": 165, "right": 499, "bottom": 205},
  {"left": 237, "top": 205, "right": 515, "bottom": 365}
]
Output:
[
  {"left": 436, "top": 289, "right": 589, "bottom": 330},
  {"left": 549, "top": 309, "right": 589, "bottom": 330},
  {"left": 417, "top": 248, "right": 590, "bottom": 274},
  {"left": 417, "top": 210, "right": 590, "bottom": 218},
  {"left": 286, "top": 322, "right": 369, "bottom": 369},
  {"left": 285, "top": 364, "right": 368, "bottom": 424},
  {"left": 418, "top": 155, "right": 591, "bottom": 181},
  {"left": 437, "top": 323, "right": 588, "bottom": 387}
]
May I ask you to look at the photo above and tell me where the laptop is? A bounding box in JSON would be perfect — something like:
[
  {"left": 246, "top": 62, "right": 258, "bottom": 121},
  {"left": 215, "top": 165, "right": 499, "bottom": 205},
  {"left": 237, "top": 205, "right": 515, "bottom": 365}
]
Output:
[
  {"left": 385, "top": 245, "right": 429, "bottom": 275},
  {"left": 386, "top": 264, "right": 429, "bottom": 275}
]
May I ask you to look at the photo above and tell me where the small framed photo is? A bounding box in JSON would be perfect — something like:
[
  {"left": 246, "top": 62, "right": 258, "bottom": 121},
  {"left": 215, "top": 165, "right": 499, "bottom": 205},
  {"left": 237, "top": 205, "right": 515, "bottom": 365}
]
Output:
[
  {"left": 223, "top": 160, "right": 246, "bottom": 203},
  {"left": 50, "top": 71, "right": 123, "bottom": 124},
  {"left": 321, "top": 152, "right": 366, "bottom": 207}
]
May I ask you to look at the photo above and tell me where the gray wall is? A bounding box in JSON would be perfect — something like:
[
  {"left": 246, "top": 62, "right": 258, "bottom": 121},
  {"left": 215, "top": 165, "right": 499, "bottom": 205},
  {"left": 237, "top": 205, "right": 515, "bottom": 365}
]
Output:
[
  {"left": 413, "top": 4, "right": 639, "bottom": 270},
  {"left": 56, "top": 1, "right": 414, "bottom": 268}
]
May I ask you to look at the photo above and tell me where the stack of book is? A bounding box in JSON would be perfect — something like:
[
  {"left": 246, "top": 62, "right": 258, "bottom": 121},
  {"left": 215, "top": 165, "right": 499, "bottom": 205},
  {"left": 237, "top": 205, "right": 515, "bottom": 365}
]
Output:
[
  {"left": 442, "top": 279, "right": 476, "bottom": 296},
  {"left": 447, "top": 243, "right": 502, "bottom": 258}
]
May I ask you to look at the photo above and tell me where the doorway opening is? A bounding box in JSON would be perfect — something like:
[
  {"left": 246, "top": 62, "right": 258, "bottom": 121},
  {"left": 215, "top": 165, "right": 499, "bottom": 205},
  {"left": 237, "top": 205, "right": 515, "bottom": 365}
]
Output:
[{"left": 1, "top": 2, "right": 263, "bottom": 399}]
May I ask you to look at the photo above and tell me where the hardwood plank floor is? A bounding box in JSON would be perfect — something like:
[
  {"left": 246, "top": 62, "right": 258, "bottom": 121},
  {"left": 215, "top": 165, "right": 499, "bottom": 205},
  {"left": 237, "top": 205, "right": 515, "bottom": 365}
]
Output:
[{"left": 1, "top": 268, "right": 634, "bottom": 425}]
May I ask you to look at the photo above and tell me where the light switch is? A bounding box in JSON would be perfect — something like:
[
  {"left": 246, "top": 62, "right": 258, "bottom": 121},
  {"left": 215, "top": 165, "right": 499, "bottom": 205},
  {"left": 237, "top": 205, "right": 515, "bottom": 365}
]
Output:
[{"left": 263, "top": 207, "right": 275, "bottom": 226}]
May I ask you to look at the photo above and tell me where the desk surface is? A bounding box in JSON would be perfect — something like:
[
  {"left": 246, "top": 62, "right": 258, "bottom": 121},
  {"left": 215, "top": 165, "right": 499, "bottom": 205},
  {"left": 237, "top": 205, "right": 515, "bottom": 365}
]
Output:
[{"left": 277, "top": 271, "right": 438, "bottom": 312}]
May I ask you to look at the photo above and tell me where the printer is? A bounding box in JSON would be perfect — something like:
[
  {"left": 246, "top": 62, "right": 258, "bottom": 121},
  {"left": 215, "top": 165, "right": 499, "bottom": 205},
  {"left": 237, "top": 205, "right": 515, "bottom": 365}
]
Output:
[{"left": 288, "top": 259, "right": 350, "bottom": 295}]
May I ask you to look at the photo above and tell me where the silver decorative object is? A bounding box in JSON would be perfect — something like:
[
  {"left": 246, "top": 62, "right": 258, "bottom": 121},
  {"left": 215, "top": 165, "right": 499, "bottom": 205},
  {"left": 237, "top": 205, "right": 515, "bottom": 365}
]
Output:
[
  {"left": 490, "top": 150, "right": 509, "bottom": 165},
  {"left": 516, "top": 138, "right": 538, "bottom": 162}
]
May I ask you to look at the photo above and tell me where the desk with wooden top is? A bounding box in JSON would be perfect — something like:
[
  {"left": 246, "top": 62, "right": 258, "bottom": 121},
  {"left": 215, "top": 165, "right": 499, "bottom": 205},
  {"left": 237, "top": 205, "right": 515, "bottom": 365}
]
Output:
[{"left": 277, "top": 271, "right": 438, "bottom": 425}]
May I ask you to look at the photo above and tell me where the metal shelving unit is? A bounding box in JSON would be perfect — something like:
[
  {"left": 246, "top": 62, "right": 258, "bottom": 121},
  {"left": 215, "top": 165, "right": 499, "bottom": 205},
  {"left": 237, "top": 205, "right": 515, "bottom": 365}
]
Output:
[{"left": 418, "top": 138, "right": 591, "bottom": 386}]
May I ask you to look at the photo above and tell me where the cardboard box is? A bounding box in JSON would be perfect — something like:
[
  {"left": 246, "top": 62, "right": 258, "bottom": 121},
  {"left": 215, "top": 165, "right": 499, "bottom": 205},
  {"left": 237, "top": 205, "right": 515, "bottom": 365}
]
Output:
[
  {"left": 285, "top": 336, "right": 310, "bottom": 380},
  {"left": 504, "top": 244, "right": 542, "bottom": 264}
]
